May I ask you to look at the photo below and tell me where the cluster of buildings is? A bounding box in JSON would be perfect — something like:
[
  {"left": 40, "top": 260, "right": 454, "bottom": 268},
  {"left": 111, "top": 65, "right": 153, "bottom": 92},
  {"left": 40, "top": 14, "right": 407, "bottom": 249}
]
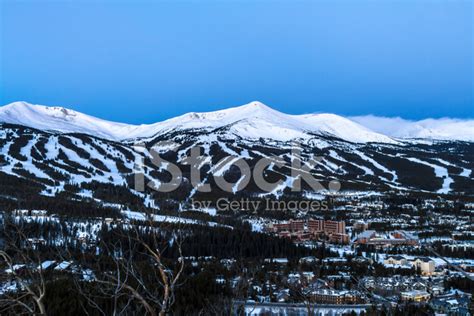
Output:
[
  {"left": 249, "top": 195, "right": 474, "bottom": 312},
  {"left": 430, "top": 292, "right": 472, "bottom": 315},
  {"left": 267, "top": 218, "right": 424, "bottom": 249},
  {"left": 360, "top": 275, "right": 450, "bottom": 305},
  {"left": 267, "top": 219, "right": 349, "bottom": 244},
  {"left": 383, "top": 255, "right": 436, "bottom": 275},
  {"left": 399, "top": 289, "right": 472, "bottom": 314},
  {"left": 355, "top": 230, "right": 419, "bottom": 247}
]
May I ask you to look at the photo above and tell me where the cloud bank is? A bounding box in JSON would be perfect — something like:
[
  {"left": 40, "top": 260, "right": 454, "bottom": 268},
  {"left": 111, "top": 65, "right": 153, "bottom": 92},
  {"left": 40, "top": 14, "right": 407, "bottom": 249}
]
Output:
[{"left": 350, "top": 115, "right": 474, "bottom": 142}]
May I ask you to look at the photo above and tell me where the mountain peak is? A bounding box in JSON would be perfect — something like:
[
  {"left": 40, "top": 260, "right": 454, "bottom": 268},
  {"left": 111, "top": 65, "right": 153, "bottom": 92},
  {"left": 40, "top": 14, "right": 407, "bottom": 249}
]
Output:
[
  {"left": 243, "top": 100, "right": 268, "bottom": 108},
  {"left": 4, "top": 101, "right": 76, "bottom": 117},
  {"left": 238, "top": 101, "right": 274, "bottom": 112},
  {"left": 4, "top": 101, "right": 34, "bottom": 110}
]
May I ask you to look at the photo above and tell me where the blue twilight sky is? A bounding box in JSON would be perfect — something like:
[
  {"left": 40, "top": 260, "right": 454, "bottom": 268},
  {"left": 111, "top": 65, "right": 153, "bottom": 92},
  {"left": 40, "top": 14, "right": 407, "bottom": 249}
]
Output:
[{"left": 0, "top": 0, "right": 472, "bottom": 124}]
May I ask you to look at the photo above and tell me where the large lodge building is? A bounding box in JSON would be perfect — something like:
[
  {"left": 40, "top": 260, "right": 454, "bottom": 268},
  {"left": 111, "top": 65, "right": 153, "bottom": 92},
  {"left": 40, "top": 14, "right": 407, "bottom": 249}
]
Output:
[
  {"left": 267, "top": 219, "right": 349, "bottom": 244},
  {"left": 355, "top": 230, "right": 418, "bottom": 247}
]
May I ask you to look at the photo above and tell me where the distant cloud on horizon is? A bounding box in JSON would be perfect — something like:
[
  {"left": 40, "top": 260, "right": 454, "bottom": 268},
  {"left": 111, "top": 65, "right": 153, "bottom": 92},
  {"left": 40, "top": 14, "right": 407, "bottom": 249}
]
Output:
[{"left": 350, "top": 115, "right": 474, "bottom": 141}]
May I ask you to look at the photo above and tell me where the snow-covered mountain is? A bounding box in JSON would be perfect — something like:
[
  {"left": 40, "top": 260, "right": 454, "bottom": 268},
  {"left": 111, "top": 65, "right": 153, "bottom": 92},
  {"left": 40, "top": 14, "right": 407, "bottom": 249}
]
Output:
[
  {"left": 2, "top": 101, "right": 472, "bottom": 143},
  {"left": 0, "top": 101, "right": 394, "bottom": 143},
  {"left": 0, "top": 101, "right": 473, "bottom": 206}
]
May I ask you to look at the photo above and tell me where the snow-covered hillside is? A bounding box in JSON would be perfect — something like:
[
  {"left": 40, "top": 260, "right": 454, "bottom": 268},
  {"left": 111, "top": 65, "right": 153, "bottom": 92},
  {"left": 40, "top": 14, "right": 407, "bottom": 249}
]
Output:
[
  {"left": 0, "top": 113, "right": 473, "bottom": 199},
  {"left": 0, "top": 101, "right": 473, "bottom": 143}
]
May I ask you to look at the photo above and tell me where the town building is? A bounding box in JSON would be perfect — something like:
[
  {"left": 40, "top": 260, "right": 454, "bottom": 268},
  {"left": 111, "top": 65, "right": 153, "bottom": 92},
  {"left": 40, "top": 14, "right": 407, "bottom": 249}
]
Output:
[
  {"left": 353, "top": 220, "right": 369, "bottom": 231},
  {"left": 384, "top": 255, "right": 407, "bottom": 266},
  {"left": 311, "top": 289, "right": 363, "bottom": 304},
  {"left": 400, "top": 290, "right": 431, "bottom": 302},
  {"left": 409, "top": 257, "right": 435, "bottom": 276},
  {"left": 355, "top": 230, "right": 418, "bottom": 246},
  {"left": 383, "top": 255, "right": 435, "bottom": 275}
]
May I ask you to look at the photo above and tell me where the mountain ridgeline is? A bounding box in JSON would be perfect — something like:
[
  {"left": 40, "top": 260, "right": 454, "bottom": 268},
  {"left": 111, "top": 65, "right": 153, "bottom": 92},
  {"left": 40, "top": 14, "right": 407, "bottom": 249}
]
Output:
[{"left": 0, "top": 101, "right": 473, "bottom": 214}]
